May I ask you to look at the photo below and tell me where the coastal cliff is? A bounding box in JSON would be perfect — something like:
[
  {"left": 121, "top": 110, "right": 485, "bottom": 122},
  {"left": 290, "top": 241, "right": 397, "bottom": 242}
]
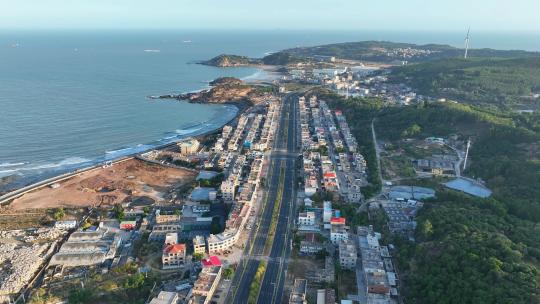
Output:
[
  {"left": 150, "top": 77, "right": 274, "bottom": 106},
  {"left": 200, "top": 54, "right": 259, "bottom": 67},
  {"left": 200, "top": 52, "right": 304, "bottom": 67}
]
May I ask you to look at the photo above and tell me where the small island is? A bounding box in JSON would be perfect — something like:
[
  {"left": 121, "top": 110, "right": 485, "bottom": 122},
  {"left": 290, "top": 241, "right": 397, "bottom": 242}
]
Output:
[{"left": 199, "top": 54, "right": 257, "bottom": 67}]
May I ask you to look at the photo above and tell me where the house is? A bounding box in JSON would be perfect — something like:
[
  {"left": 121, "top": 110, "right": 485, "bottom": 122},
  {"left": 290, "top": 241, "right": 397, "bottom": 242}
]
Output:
[
  {"left": 323, "top": 201, "right": 333, "bottom": 224},
  {"left": 207, "top": 230, "right": 238, "bottom": 254},
  {"left": 178, "top": 138, "right": 200, "bottom": 155},
  {"left": 193, "top": 235, "right": 207, "bottom": 255},
  {"left": 220, "top": 180, "right": 236, "bottom": 202},
  {"left": 298, "top": 211, "right": 316, "bottom": 226},
  {"left": 190, "top": 266, "right": 222, "bottom": 304},
  {"left": 155, "top": 210, "right": 181, "bottom": 224},
  {"left": 330, "top": 217, "right": 348, "bottom": 244},
  {"left": 339, "top": 240, "right": 357, "bottom": 270},
  {"left": 119, "top": 220, "right": 136, "bottom": 230},
  {"left": 289, "top": 279, "right": 308, "bottom": 304},
  {"left": 149, "top": 291, "right": 179, "bottom": 304},
  {"left": 164, "top": 232, "right": 178, "bottom": 245},
  {"left": 162, "top": 243, "right": 186, "bottom": 269},
  {"left": 316, "top": 289, "right": 336, "bottom": 304},
  {"left": 149, "top": 223, "right": 181, "bottom": 241}
]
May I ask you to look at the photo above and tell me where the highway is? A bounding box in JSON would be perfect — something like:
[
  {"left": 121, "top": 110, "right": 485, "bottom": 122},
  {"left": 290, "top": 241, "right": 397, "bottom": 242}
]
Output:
[{"left": 227, "top": 93, "right": 299, "bottom": 304}]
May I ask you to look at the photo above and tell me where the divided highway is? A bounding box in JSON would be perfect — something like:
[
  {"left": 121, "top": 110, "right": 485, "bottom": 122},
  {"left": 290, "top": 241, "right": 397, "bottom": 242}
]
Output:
[{"left": 227, "top": 94, "right": 299, "bottom": 303}]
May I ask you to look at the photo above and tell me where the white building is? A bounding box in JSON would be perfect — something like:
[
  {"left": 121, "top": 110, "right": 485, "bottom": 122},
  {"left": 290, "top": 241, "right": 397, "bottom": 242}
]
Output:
[
  {"left": 149, "top": 291, "right": 179, "bottom": 304},
  {"left": 162, "top": 243, "right": 186, "bottom": 269},
  {"left": 193, "top": 235, "right": 207, "bottom": 255},
  {"left": 298, "top": 211, "right": 316, "bottom": 226},
  {"left": 164, "top": 232, "right": 178, "bottom": 245},
  {"left": 323, "top": 201, "right": 333, "bottom": 224},
  {"left": 178, "top": 138, "right": 200, "bottom": 155},
  {"left": 330, "top": 217, "right": 348, "bottom": 244},
  {"left": 207, "top": 230, "right": 238, "bottom": 254},
  {"left": 220, "top": 180, "right": 236, "bottom": 202}
]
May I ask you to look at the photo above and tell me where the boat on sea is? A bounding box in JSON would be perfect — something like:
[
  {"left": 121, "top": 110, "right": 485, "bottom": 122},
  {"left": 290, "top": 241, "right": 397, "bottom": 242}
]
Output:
[
  {"left": 183, "top": 40, "right": 192, "bottom": 43},
  {"left": 143, "top": 49, "right": 161, "bottom": 53}
]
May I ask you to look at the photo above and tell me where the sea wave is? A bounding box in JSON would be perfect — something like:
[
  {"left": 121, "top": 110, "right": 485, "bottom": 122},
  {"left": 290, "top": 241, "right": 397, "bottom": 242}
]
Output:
[
  {"left": 0, "top": 162, "right": 27, "bottom": 168},
  {"left": 23, "top": 157, "right": 93, "bottom": 170},
  {"left": 0, "top": 169, "right": 18, "bottom": 178},
  {"left": 105, "top": 144, "right": 153, "bottom": 159},
  {"left": 0, "top": 157, "right": 92, "bottom": 178}
]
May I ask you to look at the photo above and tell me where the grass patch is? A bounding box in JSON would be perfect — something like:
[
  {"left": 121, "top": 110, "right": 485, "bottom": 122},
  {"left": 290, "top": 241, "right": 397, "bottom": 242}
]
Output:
[
  {"left": 248, "top": 261, "right": 267, "bottom": 304},
  {"left": 264, "top": 165, "right": 285, "bottom": 254}
]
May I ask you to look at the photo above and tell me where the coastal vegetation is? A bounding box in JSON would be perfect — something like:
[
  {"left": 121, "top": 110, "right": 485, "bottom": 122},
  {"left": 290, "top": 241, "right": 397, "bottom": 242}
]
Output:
[
  {"left": 200, "top": 54, "right": 253, "bottom": 67},
  {"left": 390, "top": 57, "right": 540, "bottom": 107}
]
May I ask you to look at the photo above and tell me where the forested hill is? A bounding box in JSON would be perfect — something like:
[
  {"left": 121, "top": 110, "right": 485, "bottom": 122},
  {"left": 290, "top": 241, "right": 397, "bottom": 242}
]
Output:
[
  {"left": 201, "top": 41, "right": 540, "bottom": 67},
  {"left": 315, "top": 89, "right": 540, "bottom": 303},
  {"left": 276, "top": 41, "right": 540, "bottom": 63},
  {"left": 390, "top": 57, "right": 540, "bottom": 108}
]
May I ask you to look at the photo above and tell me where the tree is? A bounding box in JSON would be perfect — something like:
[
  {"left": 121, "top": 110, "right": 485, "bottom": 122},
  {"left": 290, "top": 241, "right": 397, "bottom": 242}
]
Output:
[
  {"left": 418, "top": 219, "right": 433, "bottom": 239},
  {"left": 68, "top": 288, "right": 95, "bottom": 304},
  {"left": 193, "top": 253, "right": 204, "bottom": 261},
  {"left": 401, "top": 123, "right": 422, "bottom": 138},
  {"left": 53, "top": 207, "right": 65, "bottom": 221},
  {"left": 223, "top": 267, "right": 234, "bottom": 279},
  {"left": 210, "top": 217, "right": 222, "bottom": 234},
  {"left": 123, "top": 273, "right": 145, "bottom": 289},
  {"left": 113, "top": 204, "right": 125, "bottom": 221},
  {"left": 81, "top": 220, "right": 92, "bottom": 230}
]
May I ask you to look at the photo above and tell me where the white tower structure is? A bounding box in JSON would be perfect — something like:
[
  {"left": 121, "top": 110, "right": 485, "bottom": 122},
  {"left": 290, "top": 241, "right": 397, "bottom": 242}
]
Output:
[
  {"left": 463, "top": 138, "right": 471, "bottom": 171},
  {"left": 464, "top": 28, "right": 471, "bottom": 59}
]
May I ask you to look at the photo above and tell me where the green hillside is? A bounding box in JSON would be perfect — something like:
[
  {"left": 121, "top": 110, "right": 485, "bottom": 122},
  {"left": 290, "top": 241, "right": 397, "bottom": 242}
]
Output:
[
  {"left": 316, "top": 89, "right": 540, "bottom": 303},
  {"left": 390, "top": 57, "right": 540, "bottom": 107},
  {"left": 279, "top": 41, "right": 540, "bottom": 63}
]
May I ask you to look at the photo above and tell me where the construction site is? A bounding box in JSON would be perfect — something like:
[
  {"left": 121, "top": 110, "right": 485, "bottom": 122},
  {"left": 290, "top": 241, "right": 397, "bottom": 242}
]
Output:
[{"left": 5, "top": 158, "right": 196, "bottom": 211}]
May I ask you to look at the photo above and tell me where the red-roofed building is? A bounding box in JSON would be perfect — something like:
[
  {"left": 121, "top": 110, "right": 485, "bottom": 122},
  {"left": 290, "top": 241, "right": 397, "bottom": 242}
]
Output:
[
  {"left": 368, "top": 285, "right": 391, "bottom": 295},
  {"left": 330, "top": 217, "right": 346, "bottom": 225},
  {"left": 323, "top": 172, "right": 337, "bottom": 179},
  {"left": 162, "top": 243, "right": 186, "bottom": 269},
  {"left": 201, "top": 255, "right": 222, "bottom": 267}
]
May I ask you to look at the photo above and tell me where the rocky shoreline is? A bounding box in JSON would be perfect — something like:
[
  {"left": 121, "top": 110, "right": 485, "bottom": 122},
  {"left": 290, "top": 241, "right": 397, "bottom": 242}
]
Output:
[{"left": 148, "top": 77, "right": 275, "bottom": 106}]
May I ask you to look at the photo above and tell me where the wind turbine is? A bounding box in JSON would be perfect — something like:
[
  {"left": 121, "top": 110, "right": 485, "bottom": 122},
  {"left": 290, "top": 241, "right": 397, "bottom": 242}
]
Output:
[{"left": 464, "top": 27, "right": 471, "bottom": 59}]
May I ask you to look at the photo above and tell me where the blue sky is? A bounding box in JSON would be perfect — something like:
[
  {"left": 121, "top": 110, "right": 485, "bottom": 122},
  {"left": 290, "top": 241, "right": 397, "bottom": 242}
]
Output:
[{"left": 1, "top": 0, "right": 539, "bottom": 31}]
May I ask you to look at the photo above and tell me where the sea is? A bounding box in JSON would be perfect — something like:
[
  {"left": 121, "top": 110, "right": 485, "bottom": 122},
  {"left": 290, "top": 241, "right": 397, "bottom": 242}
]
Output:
[{"left": 1, "top": 29, "right": 539, "bottom": 189}]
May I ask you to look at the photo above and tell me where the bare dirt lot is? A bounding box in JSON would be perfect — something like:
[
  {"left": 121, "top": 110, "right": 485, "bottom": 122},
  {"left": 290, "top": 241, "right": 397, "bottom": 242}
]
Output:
[{"left": 8, "top": 159, "right": 196, "bottom": 210}]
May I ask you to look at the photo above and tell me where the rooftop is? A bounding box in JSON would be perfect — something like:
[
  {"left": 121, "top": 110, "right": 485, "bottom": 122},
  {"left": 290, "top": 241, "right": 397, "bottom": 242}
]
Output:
[
  {"left": 201, "top": 256, "right": 222, "bottom": 267},
  {"left": 164, "top": 244, "right": 186, "bottom": 254}
]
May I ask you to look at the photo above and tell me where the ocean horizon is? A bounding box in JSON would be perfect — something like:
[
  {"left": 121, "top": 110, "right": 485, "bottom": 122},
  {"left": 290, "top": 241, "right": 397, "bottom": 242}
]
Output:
[{"left": 1, "top": 29, "right": 539, "bottom": 190}]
